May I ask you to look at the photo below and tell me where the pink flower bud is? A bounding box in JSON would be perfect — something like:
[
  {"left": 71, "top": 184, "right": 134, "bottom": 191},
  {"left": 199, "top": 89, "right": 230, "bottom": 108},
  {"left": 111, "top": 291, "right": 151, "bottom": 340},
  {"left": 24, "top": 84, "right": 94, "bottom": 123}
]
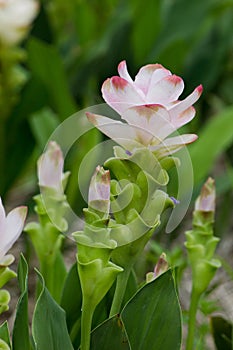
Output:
[
  {"left": 37, "top": 141, "right": 64, "bottom": 193},
  {"left": 195, "top": 177, "right": 215, "bottom": 212},
  {"left": 146, "top": 253, "right": 169, "bottom": 282},
  {"left": 88, "top": 166, "right": 110, "bottom": 214}
]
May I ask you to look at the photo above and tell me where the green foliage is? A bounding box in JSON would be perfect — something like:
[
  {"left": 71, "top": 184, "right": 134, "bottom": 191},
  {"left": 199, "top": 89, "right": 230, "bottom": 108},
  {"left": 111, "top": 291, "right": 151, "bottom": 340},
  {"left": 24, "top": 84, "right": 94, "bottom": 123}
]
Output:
[
  {"left": 91, "top": 270, "right": 182, "bottom": 350},
  {"left": 60, "top": 263, "right": 82, "bottom": 348},
  {"left": 32, "top": 270, "right": 74, "bottom": 350},
  {"left": 27, "top": 38, "right": 76, "bottom": 120},
  {"left": 210, "top": 316, "right": 233, "bottom": 350},
  {"left": 189, "top": 106, "right": 233, "bottom": 184},
  {"left": 91, "top": 315, "right": 130, "bottom": 350},
  {"left": 0, "top": 322, "right": 11, "bottom": 348},
  {"left": 12, "top": 255, "right": 30, "bottom": 350}
]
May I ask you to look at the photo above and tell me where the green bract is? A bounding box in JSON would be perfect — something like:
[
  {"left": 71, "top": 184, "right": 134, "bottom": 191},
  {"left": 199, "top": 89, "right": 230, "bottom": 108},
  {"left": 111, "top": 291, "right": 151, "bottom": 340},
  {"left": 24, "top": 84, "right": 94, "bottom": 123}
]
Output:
[
  {"left": 0, "top": 290, "right": 10, "bottom": 315},
  {"left": 185, "top": 209, "right": 221, "bottom": 295},
  {"left": 24, "top": 192, "right": 67, "bottom": 302}
]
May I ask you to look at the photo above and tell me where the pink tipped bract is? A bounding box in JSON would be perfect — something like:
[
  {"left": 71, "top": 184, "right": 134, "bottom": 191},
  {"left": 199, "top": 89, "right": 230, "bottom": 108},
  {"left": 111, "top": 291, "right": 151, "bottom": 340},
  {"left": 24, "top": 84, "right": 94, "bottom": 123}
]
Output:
[{"left": 37, "top": 141, "right": 64, "bottom": 193}]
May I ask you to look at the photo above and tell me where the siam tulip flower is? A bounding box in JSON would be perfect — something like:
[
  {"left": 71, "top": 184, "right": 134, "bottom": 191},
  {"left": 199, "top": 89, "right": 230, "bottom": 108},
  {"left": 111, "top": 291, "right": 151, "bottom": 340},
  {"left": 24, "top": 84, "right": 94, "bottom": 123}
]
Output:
[
  {"left": 88, "top": 166, "right": 111, "bottom": 214},
  {"left": 87, "top": 61, "right": 202, "bottom": 156},
  {"left": 102, "top": 60, "right": 202, "bottom": 118},
  {"left": 38, "top": 141, "right": 68, "bottom": 194},
  {"left": 0, "top": 0, "right": 38, "bottom": 46},
  {"left": 0, "top": 197, "right": 27, "bottom": 262},
  {"left": 195, "top": 177, "right": 215, "bottom": 212}
]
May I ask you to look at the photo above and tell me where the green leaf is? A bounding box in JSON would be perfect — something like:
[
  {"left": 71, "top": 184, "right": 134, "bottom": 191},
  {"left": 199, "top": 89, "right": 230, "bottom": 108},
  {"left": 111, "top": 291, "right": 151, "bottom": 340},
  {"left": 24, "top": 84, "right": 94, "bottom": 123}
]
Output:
[
  {"left": 60, "top": 263, "right": 82, "bottom": 348},
  {"left": 0, "top": 322, "right": 11, "bottom": 348},
  {"left": 12, "top": 255, "right": 30, "bottom": 350},
  {"left": 189, "top": 106, "right": 233, "bottom": 184},
  {"left": 29, "top": 108, "right": 60, "bottom": 149},
  {"left": 51, "top": 251, "right": 67, "bottom": 304},
  {"left": 210, "top": 316, "right": 233, "bottom": 350},
  {"left": 27, "top": 38, "right": 76, "bottom": 120},
  {"left": 131, "top": 0, "right": 161, "bottom": 63},
  {"left": 91, "top": 315, "right": 130, "bottom": 350},
  {"left": 32, "top": 270, "right": 74, "bottom": 350},
  {"left": 121, "top": 270, "right": 182, "bottom": 350}
]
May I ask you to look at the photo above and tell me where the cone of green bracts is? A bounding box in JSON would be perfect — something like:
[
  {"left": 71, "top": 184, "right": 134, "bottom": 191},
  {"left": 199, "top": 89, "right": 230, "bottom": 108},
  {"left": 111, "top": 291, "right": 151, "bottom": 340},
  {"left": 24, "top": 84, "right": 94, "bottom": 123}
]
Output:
[
  {"left": 185, "top": 178, "right": 221, "bottom": 350},
  {"left": 185, "top": 178, "right": 221, "bottom": 295}
]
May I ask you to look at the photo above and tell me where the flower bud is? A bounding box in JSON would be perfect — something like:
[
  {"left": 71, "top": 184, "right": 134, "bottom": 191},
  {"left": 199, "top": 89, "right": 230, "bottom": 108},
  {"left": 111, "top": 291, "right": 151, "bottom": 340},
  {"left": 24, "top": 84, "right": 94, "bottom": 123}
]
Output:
[
  {"left": 195, "top": 177, "right": 215, "bottom": 212},
  {"left": 88, "top": 166, "right": 110, "bottom": 216},
  {"left": 146, "top": 253, "right": 169, "bottom": 283},
  {"left": 38, "top": 141, "right": 69, "bottom": 195}
]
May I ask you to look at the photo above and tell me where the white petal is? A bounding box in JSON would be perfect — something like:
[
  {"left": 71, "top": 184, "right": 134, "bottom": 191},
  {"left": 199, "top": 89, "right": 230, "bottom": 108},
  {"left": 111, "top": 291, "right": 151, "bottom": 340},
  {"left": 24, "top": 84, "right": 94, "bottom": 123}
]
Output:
[
  {"left": 117, "top": 60, "right": 133, "bottom": 83},
  {"left": 0, "top": 206, "right": 27, "bottom": 259},
  {"left": 135, "top": 64, "right": 171, "bottom": 95},
  {"left": 169, "top": 85, "right": 203, "bottom": 116},
  {"left": 0, "top": 197, "right": 6, "bottom": 233},
  {"left": 170, "top": 106, "right": 196, "bottom": 129},
  {"left": 86, "top": 112, "right": 150, "bottom": 150},
  {"left": 122, "top": 105, "right": 175, "bottom": 142},
  {"left": 102, "top": 77, "right": 145, "bottom": 115},
  {"left": 146, "top": 75, "right": 184, "bottom": 105},
  {"left": 150, "top": 134, "right": 198, "bottom": 157}
]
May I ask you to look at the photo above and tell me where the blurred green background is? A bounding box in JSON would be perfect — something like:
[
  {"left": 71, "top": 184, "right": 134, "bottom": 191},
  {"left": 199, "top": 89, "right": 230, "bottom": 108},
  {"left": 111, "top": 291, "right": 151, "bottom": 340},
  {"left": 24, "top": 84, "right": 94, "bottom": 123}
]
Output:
[{"left": 1, "top": 0, "right": 233, "bottom": 240}]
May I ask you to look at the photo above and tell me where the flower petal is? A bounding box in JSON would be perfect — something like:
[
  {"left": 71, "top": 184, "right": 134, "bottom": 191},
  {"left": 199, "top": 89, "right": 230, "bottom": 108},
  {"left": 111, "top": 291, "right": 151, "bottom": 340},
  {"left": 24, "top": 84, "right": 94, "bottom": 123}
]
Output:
[
  {"left": 0, "top": 198, "right": 6, "bottom": 233},
  {"left": 122, "top": 104, "right": 175, "bottom": 142},
  {"left": 169, "top": 85, "right": 203, "bottom": 117},
  {"left": 0, "top": 206, "right": 27, "bottom": 259},
  {"left": 150, "top": 134, "right": 198, "bottom": 157},
  {"left": 117, "top": 60, "right": 133, "bottom": 83},
  {"left": 86, "top": 112, "right": 151, "bottom": 150},
  {"left": 146, "top": 75, "right": 185, "bottom": 105},
  {"left": 135, "top": 64, "right": 171, "bottom": 95},
  {"left": 170, "top": 106, "right": 196, "bottom": 129},
  {"left": 102, "top": 76, "right": 145, "bottom": 114}
]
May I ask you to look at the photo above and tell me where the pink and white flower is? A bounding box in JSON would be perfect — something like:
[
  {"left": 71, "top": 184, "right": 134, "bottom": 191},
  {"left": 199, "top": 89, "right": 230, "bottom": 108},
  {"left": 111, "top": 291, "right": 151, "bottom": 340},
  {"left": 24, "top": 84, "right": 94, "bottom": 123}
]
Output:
[
  {"left": 87, "top": 61, "right": 202, "bottom": 156},
  {"left": 38, "top": 141, "right": 65, "bottom": 193},
  {"left": 0, "top": 197, "right": 27, "bottom": 262},
  {"left": 0, "top": 0, "right": 38, "bottom": 46},
  {"left": 102, "top": 60, "right": 202, "bottom": 120}
]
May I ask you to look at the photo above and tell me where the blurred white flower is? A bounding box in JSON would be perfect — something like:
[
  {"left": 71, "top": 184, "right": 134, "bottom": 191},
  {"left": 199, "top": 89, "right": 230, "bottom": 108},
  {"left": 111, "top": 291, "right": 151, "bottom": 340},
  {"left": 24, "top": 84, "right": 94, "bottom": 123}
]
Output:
[
  {"left": 0, "top": 197, "right": 27, "bottom": 262},
  {"left": 0, "top": 0, "right": 38, "bottom": 46}
]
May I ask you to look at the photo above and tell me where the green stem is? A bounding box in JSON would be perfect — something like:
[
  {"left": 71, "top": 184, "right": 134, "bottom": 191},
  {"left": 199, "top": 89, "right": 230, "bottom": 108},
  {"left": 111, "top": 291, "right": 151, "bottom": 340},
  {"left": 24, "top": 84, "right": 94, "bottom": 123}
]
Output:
[
  {"left": 186, "top": 288, "right": 201, "bottom": 350},
  {"left": 40, "top": 259, "right": 54, "bottom": 293},
  {"left": 80, "top": 300, "right": 95, "bottom": 350},
  {"left": 109, "top": 265, "right": 131, "bottom": 317}
]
